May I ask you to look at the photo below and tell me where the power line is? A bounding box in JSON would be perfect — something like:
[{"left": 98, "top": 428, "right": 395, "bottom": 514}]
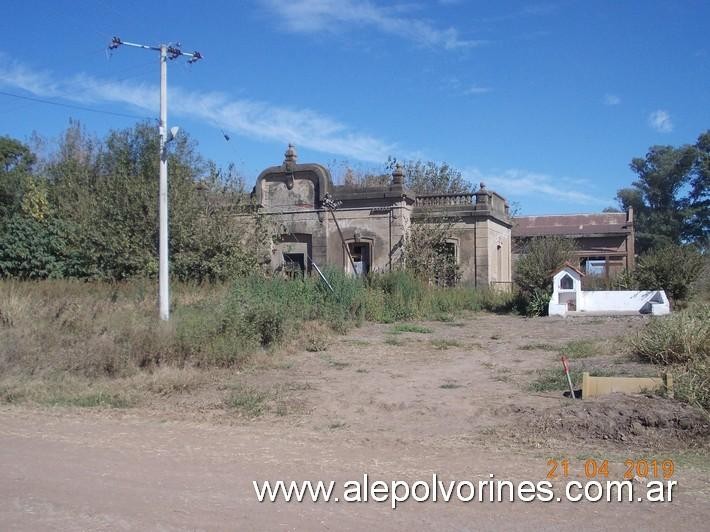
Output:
[{"left": 0, "top": 90, "right": 153, "bottom": 120}]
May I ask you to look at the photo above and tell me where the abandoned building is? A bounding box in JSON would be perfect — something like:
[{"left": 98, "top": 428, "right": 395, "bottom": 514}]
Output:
[
  {"left": 252, "top": 145, "right": 513, "bottom": 288},
  {"left": 512, "top": 210, "right": 635, "bottom": 278}
]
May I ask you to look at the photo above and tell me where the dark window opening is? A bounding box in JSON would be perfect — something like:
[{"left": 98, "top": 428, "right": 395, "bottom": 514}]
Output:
[
  {"left": 444, "top": 242, "right": 457, "bottom": 259},
  {"left": 348, "top": 242, "right": 371, "bottom": 276},
  {"left": 283, "top": 253, "right": 305, "bottom": 279},
  {"left": 560, "top": 274, "right": 574, "bottom": 290},
  {"left": 434, "top": 241, "right": 458, "bottom": 287}
]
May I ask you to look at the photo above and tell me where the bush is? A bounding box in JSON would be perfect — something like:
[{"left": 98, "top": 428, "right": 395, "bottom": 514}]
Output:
[
  {"left": 402, "top": 214, "right": 460, "bottom": 287},
  {"left": 675, "top": 360, "right": 710, "bottom": 412},
  {"left": 514, "top": 236, "right": 577, "bottom": 316},
  {"left": 244, "top": 306, "right": 285, "bottom": 346},
  {"left": 629, "top": 304, "right": 710, "bottom": 365},
  {"left": 525, "top": 288, "right": 552, "bottom": 317},
  {"left": 367, "top": 271, "right": 424, "bottom": 322},
  {"left": 634, "top": 244, "right": 704, "bottom": 304},
  {"left": 0, "top": 215, "right": 89, "bottom": 279},
  {"left": 478, "top": 288, "right": 520, "bottom": 314},
  {"left": 630, "top": 304, "right": 709, "bottom": 413}
]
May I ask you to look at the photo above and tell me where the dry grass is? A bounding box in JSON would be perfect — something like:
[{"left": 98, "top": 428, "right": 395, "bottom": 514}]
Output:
[
  {"left": 629, "top": 305, "right": 710, "bottom": 365},
  {"left": 0, "top": 279, "right": 228, "bottom": 378},
  {"left": 629, "top": 305, "right": 710, "bottom": 413},
  {"left": 430, "top": 339, "right": 462, "bottom": 350}
]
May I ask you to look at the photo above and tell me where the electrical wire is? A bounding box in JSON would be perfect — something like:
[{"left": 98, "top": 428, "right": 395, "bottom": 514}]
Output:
[{"left": 0, "top": 90, "right": 153, "bottom": 120}]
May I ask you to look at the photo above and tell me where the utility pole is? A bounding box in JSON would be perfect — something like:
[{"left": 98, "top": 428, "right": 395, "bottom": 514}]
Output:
[{"left": 108, "top": 37, "right": 202, "bottom": 321}]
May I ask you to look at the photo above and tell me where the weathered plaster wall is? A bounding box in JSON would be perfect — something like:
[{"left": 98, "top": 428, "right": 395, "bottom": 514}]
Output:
[{"left": 253, "top": 146, "right": 513, "bottom": 286}]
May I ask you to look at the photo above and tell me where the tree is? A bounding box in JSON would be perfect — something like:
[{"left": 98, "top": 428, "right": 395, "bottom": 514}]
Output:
[
  {"left": 388, "top": 158, "right": 471, "bottom": 194},
  {"left": 0, "top": 215, "right": 85, "bottom": 279},
  {"left": 0, "top": 136, "right": 36, "bottom": 220},
  {"left": 514, "top": 236, "right": 578, "bottom": 316},
  {"left": 633, "top": 244, "right": 704, "bottom": 304},
  {"left": 335, "top": 158, "right": 472, "bottom": 195},
  {"left": 403, "top": 214, "right": 460, "bottom": 286},
  {"left": 616, "top": 131, "right": 709, "bottom": 252},
  {"left": 688, "top": 131, "right": 710, "bottom": 247},
  {"left": 0, "top": 121, "right": 271, "bottom": 282}
]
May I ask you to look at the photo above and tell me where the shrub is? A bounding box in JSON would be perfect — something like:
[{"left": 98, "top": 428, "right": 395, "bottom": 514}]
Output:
[
  {"left": 368, "top": 271, "right": 425, "bottom": 322},
  {"left": 402, "top": 214, "right": 460, "bottom": 287},
  {"left": 629, "top": 304, "right": 710, "bottom": 365},
  {"left": 478, "top": 289, "right": 519, "bottom": 314},
  {"left": 226, "top": 383, "right": 270, "bottom": 417},
  {"left": 524, "top": 288, "right": 551, "bottom": 317},
  {"left": 634, "top": 245, "right": 704, "bottom": 304},
  {"left": 629, "top": 305, "right": 710, "bottom": 413},
  {"left": 514, "top": 236, "right": 577, "bottom": 316},
  {"left": 244, "top": 306, "right": 285, "bottom": 346},
  {"left": 611, "top": 269, "right": 637, "bottom": 290},
  {"left": 675, "top": 360, "right": 710, "bottom": 412}
]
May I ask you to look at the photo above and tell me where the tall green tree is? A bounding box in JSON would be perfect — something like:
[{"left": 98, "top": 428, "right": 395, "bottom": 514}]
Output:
[
  {"left": 616, "top": 131, "right": 709, "bottom": 252},
  {"left": 0, "top": 136, "right": 36, "bottom": 219},
  {"left": 0, "top": 120, "right": 269, "bottom": 282},
  {"left": 688, "top": 131, "right": 710, "bottom": 246}
]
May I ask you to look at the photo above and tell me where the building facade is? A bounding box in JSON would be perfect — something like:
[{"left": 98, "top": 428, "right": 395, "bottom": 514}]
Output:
[
  {"left": 253, "top": 145, "right": 513, "bottom": 288},
  {"left": 512, "top": 210, "right": 635, "bottom": 278}
]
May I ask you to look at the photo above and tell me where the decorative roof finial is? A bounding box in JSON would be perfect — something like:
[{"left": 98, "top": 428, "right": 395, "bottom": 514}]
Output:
[
  {"left": 479, "top": 181, "right": 486, "bottom": 190},
  {"left": 392, "top": 163, "right": 404, "bottom": 185},
  {"left": 284, "top": 143, "right": 297, "bottom": 165}
]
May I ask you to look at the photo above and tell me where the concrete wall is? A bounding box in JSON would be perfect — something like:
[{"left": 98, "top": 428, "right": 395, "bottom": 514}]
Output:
[
  {"left": 483, "top": 219, "right": 512, "bottom": 288},
  {"left": 549, "top": 267, "right": 670, "bottom": 316},
  {"left": 324, "top": 205, "right": 409, "bottom": 273},
  {"left": 580, "top": 290, "right": 669, "bottom": 314}
]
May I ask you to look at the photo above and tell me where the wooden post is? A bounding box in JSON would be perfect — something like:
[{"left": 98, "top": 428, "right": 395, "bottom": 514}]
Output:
[{"left": 665, "top": 372, "right": 674, "bottom": 399}]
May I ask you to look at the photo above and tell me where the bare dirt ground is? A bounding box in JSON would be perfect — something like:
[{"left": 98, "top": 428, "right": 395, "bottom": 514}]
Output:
[{"left": 1, "top": 314, "right": 709, "bottom": 530}]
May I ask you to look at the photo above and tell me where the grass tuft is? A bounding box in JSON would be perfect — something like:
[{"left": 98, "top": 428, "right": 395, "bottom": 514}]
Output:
[
  {"left": 560, "top": 340, "right": 599, "bottom": 359},
  {"left": 226, "top": 384, "right": 270, "bottom": 417},
  {"left": 390, "top": 324, "right": 433, "bottom": 334},
  {"left": 431, "top": 339, "right": 462, "bottom": 350}
]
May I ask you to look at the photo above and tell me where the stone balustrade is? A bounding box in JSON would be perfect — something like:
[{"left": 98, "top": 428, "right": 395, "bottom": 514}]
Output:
[{"left": 414, "top": 193, "right": 476, "bottom": 207}]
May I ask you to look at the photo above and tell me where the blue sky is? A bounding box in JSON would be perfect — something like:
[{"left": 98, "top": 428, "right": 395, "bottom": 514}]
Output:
[{"left": 0, "top": 0, "right": 708, "bottom": 214}]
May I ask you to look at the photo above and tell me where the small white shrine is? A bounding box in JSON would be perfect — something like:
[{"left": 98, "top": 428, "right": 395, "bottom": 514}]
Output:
[{"left": 548, "top": 264, "right": 670, "bottom": 317}]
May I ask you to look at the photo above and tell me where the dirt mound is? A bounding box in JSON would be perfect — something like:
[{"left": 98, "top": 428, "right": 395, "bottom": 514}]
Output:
[{"left": 511, "top": 393, "right": 710, "bottom": 449}]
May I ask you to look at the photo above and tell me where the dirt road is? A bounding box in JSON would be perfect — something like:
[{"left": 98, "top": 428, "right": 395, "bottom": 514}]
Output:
[
  {"left": 1, "top": 407, "right": 709, "bottom": 531},
  {"left": 2, "top": 315, "right": 709, "bottom": 530}
]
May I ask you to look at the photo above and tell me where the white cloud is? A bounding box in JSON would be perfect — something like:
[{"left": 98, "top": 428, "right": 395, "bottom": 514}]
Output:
[
  {"left": 603, "top": 93, "right": 621, "bottom": 106},
  {"left": 463, "top": 85, "right": 492, "bottom": 95},
  {"left": 648, "top": 109, "right": 673, "bottom": 133},
  {"left": 465, "top": 167, "right": 608, "bottom": 206},
  {"left": 443, "top": 77, "right": 492, "bottom": 96},
  {"left": 0, "top": 57, "right": 396, "bottom": 163},
  {"left": 260, "top": 0, "right": 483, "bottom": 50}
]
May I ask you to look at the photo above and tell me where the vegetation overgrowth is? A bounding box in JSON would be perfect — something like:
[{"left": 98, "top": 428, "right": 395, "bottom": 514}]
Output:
[
  {"left": 630, "top": 304, "right": 710, "bottom": 413},
  {"left": 0, "top": 270, "right": 517, "bottom": 380}
]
